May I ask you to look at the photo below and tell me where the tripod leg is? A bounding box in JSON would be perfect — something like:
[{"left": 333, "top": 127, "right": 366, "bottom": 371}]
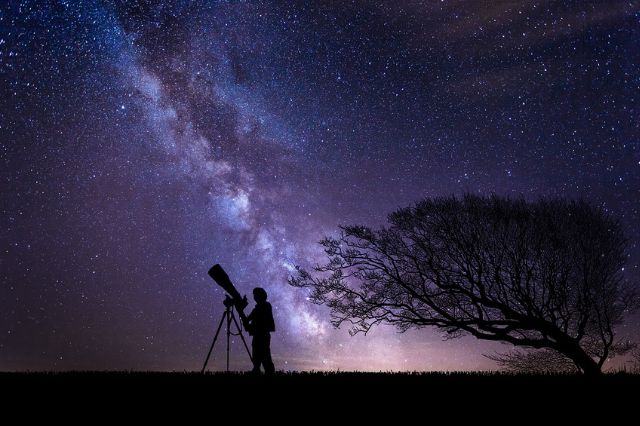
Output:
[
  {"left": 230, "top": 311, "right": 253, "bottom": 362},
  {"left": 201, "top": 311, "right": 227, "bottom": 374},
  {"left": 226, "top": 308, "right": 231, "bottom": 372}
]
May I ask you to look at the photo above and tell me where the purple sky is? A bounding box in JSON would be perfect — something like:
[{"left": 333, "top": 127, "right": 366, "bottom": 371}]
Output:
[{"left": 2, "top": 0, "right": 639, "bottom": 372}]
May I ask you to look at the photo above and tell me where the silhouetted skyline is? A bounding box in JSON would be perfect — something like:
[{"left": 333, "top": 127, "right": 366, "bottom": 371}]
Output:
[{"left": 2, "top": 1, "right": 639, "bottom": 371}]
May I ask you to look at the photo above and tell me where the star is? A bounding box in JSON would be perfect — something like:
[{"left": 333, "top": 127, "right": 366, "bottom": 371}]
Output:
[{"left": 1, "top": 0, "right": 638, "bottom": 372}]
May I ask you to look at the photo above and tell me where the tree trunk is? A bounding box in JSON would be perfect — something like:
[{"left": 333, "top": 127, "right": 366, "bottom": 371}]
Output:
[
  {"left": 576, "top": 357, "right": 602, "bottom": 376},
  {"left": 563, "top": 344, "right": 602, "bottom": 376}
]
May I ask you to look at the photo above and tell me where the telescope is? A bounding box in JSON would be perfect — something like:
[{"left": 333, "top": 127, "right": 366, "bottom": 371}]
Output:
[
  {"left": 201, "top": 264, "right": 253, "bottom": 373},
  {"left": 208, "top": 264, "right": 249, "bottom": 313}
]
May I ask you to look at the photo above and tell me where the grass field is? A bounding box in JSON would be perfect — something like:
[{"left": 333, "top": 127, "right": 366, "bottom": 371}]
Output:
[
  {"left": 3, "top": 371, "right": 638, "bottom": 396},
  {"left": 2, "top": 371, "right": 637, "bottom": 419}
]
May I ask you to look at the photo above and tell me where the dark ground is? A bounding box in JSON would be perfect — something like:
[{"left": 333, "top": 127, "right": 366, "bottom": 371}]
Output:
[{"left": 3, "top": 371, "right": 638, "bottom": 414}]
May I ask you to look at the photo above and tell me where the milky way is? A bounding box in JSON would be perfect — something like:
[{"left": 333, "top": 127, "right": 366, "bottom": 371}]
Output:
[{"left": 2, "top": 1, "right": 639, "bottom": 371}]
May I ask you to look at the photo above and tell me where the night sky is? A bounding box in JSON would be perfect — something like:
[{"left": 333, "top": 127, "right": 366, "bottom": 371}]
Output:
[{"left": 2, "top": 1, "right": 639, "bottom": 372}]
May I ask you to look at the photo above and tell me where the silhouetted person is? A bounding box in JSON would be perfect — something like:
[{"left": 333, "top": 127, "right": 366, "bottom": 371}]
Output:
[{"left": 246, "top": 287, "right": 275, "bottom": 374}]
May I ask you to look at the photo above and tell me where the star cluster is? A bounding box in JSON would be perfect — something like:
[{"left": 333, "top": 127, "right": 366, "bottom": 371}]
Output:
[{"left": 1, "top": 1, "right": 639, "bottom": 371}]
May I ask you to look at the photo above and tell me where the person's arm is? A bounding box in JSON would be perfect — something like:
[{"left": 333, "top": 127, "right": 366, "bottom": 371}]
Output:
[
  {"left": 267, "top": 303, "right": 275, "bottom": 332},
  {"left": 242, "top": 308, "right": 255, "bottom": 333}
]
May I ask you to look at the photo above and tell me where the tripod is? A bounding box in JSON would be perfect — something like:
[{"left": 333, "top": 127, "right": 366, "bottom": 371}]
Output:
[{"left": 201, "top": 297, "right": 253, "bottom": 373}]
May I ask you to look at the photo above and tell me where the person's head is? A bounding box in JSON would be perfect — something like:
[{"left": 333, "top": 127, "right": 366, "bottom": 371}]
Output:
[{"left": 253, "top": 287, "right": 268, "bottom": 303}]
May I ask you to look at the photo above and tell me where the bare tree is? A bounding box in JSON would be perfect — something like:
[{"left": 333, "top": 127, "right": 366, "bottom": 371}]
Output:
[
  {"left": 486, "top": 339, "right": 637, "bottom": 374},
  {"left": 485, "top": 349, "right": 579, "bottom": 374},
  {"left": 632, "top": 348, "right": 640, "bottom": 374},
  {"left": 289, "top": 195, "right": 638, "bottom": 375}
]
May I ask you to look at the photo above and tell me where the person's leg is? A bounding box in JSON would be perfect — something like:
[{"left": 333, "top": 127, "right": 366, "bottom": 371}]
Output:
[
  {"left": 263, "top": 334, "right": 275, "bottom": 375},
  {"left": 251, "top": 337, "right": 262, "bottom": 373}
]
